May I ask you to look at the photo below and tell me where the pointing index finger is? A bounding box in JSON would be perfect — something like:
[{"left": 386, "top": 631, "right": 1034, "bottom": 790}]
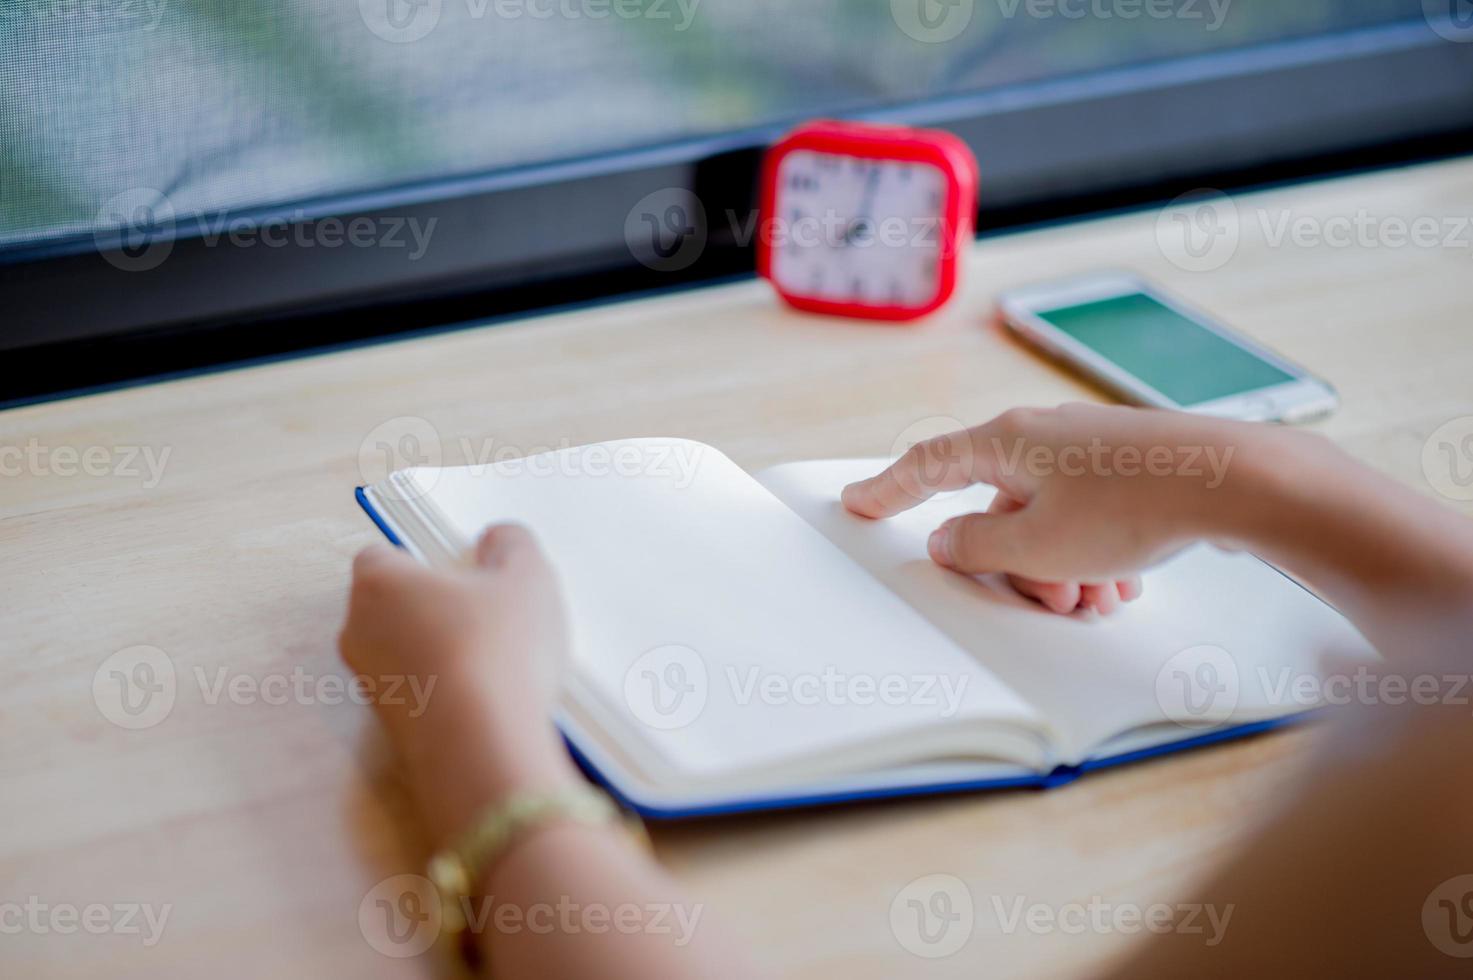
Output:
[{"left": 842, "top": 424, "right": 1005, "bottom": 519}]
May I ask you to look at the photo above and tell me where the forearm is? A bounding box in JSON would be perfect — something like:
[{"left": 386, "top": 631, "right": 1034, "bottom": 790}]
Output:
[
  {"left": 394, "top": 666, "right": 580, "bottom": 846},
  {"left": 1101, "top": 695, "right": 1473, "bottom": 978},
  {"left": 1100, "top": 426, "right": 1473, "bottom": 976},
  {"left": 346, "top": 534, "right": 747, "bottom": 980},
  {"left": 406, "top": 675, "right": 747, "bottom": 980},
  {"left": 474, "top": 822, "right": 739, "bottom": 980},
  {"left": 1198, "top": 426, "right": 1473, "bottom": 659}
]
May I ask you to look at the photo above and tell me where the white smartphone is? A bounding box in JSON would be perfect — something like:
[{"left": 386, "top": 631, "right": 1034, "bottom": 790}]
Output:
[{"left": 998, "top": 272, "right": 1338, "bottom": 423}]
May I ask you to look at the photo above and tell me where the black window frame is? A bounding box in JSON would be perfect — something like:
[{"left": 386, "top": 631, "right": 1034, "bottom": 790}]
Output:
[{"left": 3, "top": 17, "right": 1472, "bottom": 408}]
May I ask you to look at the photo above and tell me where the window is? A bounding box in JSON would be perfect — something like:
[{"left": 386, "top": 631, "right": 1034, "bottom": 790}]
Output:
[{"left": 2, "top": 0, "right": 1469, "bottom": 403}]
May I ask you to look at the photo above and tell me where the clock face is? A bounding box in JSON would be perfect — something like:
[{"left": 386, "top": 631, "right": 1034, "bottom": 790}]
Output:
[{"left": 768, "top": 149, "right": 949, "bottom": 311}]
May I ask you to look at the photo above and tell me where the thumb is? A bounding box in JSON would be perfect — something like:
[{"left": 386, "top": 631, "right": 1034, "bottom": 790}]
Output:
[
  {"left": 929, "top": 512, "right": 1028, "bottom": 576},
  {"left": 473, "top": 523, "right": 538, "bottom": 570}
]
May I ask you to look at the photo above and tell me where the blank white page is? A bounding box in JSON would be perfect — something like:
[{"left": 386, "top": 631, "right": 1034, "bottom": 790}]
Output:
[
  {"left": 399, "top": 440, "right": 1047, "bottom": 782},
  {"left": 757, "top": 459, "right": 1379, "bottom": 762}
]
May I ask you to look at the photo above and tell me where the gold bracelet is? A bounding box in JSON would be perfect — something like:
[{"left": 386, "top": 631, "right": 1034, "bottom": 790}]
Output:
[{"left": 427, "top": 783, "right": 649, "bottom": 938}]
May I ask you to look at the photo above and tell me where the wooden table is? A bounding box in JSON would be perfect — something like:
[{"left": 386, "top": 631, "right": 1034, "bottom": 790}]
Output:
[{"left": 3, "top": 157, "right": 1470, "bottom": 979}]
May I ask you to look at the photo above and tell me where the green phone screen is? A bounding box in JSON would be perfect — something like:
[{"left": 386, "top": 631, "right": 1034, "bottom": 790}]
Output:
[{"left": 1036, "top": 292, "right": 1294, "bottom": 406}]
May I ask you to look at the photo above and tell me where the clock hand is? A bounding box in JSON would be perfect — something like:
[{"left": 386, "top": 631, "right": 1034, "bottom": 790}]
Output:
[{"left": 844, "top": 165, "right": 882, "bottom": 247}]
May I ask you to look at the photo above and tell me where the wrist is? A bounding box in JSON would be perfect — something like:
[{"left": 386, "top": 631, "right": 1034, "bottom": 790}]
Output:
[
  {"left": 1134, "top": 418, "right": 1275, "bottom": 552},
  {"left": 401, "top": 666, "right": 579, "bottom": 847},
  {"left": 409, "top": 729, "right": 581, "bottom": 849},
  {"left": 1195, "top": 425, "right": 1343, "bottom": 555}
]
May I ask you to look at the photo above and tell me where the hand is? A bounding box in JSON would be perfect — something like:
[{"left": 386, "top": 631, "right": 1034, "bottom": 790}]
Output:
[
  {"left": 343, "top": 539, "right": 749, "bottom": 980},
  {"left": 842, "top": 403, "right": 1275, "bottom": 614},
  {"left": 339, "top": 525, "right": 579, "bottom": 843},
  {"left": 979, "top": 489, "right": 1142, "bottom": 615}
]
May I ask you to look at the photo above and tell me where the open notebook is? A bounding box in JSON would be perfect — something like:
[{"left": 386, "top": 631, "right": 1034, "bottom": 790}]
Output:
[{"left": 357, "top": 438, "right": 1377, "bottom": 819}]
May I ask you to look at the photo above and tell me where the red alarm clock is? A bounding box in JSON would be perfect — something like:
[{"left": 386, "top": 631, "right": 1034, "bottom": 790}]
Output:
[{"left": 757, "top": 120, "right": 979, "bottom": 322}]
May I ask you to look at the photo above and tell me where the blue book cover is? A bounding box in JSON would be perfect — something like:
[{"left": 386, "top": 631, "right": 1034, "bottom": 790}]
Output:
[{"left": 355, "top": 478, "right": 1312, "bottom": 822}]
